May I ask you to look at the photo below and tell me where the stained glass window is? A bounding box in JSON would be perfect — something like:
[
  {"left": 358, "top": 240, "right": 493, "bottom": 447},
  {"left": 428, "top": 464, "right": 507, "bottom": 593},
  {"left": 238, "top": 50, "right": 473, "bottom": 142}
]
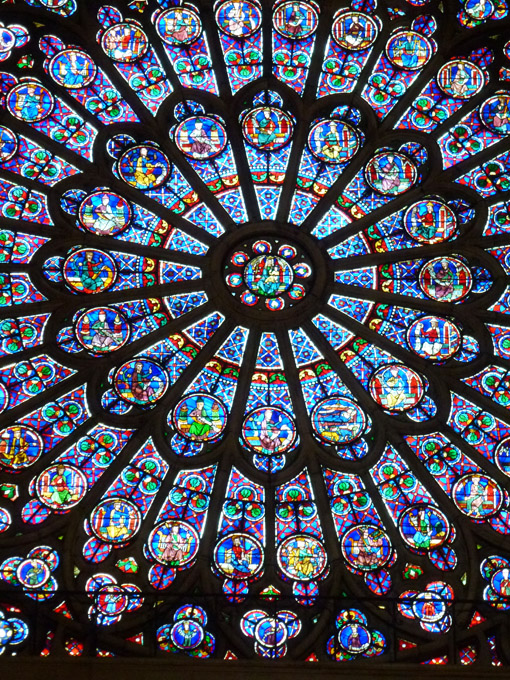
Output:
[{"left": 0, "top": 0, "right": 509, "bottom": 667}]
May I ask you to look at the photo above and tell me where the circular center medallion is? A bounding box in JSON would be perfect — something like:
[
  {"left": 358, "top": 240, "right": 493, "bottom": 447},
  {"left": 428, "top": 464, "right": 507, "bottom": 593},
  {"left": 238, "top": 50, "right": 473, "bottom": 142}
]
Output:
[{"left": 224, "top": 234, "right": 314, "bottom": 312}]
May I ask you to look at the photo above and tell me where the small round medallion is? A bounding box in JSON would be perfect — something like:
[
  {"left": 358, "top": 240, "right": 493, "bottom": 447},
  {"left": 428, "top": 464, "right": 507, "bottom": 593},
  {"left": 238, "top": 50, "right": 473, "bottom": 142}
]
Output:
[
  {"left": 216, "top": 1, "right": 262, "bottom": 38},
  {"left": 0, "top": 425, "right": 43, "bottom": 470},
  {"left": 338, "top": 622, "right": 371, "bottom": 653},
  {"left": 175, "top": 116, "right": 227, "bottom": 160},
  {"left": 63, "top": 248, "right": 117, "bottom": 294},
  {"left": 404, "top": 199, "right": 457, "bottom": 244},
  {"left": 49, "top": 49, "right": 96, "bottom": 89},
  {"left": 114, "top": 359, "right": 169, "bottom": 406},
  {"left": 75, "top": 307, "right": 130, "bottom": 354},
  {"left": 242, "top": 106, "right": 293, "bottom": 150},
  {"left": 36, "top": 464, "right": 87, "bottom": 510},
  {"left": 7, "top": 82, "right": 54, "bottom": 122},
  {"left": 90, "top": 498, "right": 142, "bottom": 544},
  {"left": 311, "top": 396, "right": 366, "bottom": 445},
  {"left": 118, "top": 145, "right": 171, "bottom": 190},
  {"left": 308, "top": 120, "right": 359, "bottom": 164},
  {"left": 419, "top": 257, "right": 472, "bottom": 302},
  {"left": 480, "top": 95, "right": 510, "bottom": 135},
  {"left": 242, "top": 407, "right": 296, "bottom": 454},
  {"left": 341, "top": 524, "right": 392, "bottom": 571},
  {"left": 412, "top": 593, "right": 446, "bottom": 622},
  {"left": 79, "top": 191, "right": 131, "bottom": 236},
  {"left": 173, "top": 393, "right": 228, "bottom": 442},
  {"left": 407, "top": 316, "right": 461, "bottom": 361},
  {"left": 244, "top": 254, "right": 294, "bottom": 296},
  {"left": 214, "top": 532, "right": 264, "bottom": 579},
  {"left": 386, "top": 30, "right": 433, "bottom": 70},
  {"left": 273, "top": 2, "right": 319, "bottom": 39},
  {"left": 452, "top": 473, "right": 503, "bottom": 518},
  {"left": 277, "top": 534, "right": 327, "bottom": 581},
  {"left": 16, "top": 558, "right": 50, "bottom": 589},
  {"left": 365, "top": 152, "right": 417, "bottom": 195},
  {"left": 437, "top": 60, "right": 484, "bottom": 99},
  {"left": 0, "top": 126, "right": 18, "bottom": 161},
  {"left": 399, "top": 505, "right": 449, "bottom": 550},
  {"left": 369, "top": 364, "right": 424, "bottom": 412},
  {"left": 101, "top": 23, "right": 148, "bottom": 62},
  {"left": 148, "top": 520, "right": 199, "bottom": 566},
  {"left": 332, "top": 11, "right": 378, "bottom": 51},
  {"left": 155, "top": 8, "right": 202, "bottom": 45},
  {"left": 170, "top": 619, "right": 204, "bottom": 649}
]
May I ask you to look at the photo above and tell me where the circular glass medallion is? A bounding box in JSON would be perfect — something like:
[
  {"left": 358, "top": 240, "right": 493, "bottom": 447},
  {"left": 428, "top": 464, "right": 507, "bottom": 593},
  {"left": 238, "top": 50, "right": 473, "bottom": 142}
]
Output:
[
  {"left": 36, "top": 464, "right": 87, "bottom": 510},
  {"left": 0, "top": 425, "right": 43, "bottom": 470},
  {"left": 399, "top": 505, "right": 449, "bottom": 550},
  {"left": 171, "top": 619, "right": 204, "bottom": 649},
  {"left": 7, "top": 82, "right": 54, "bottom": 122},
  {"left": 277, "top": 534, "right": 327, "bottom": 581},
  {"left": 0, "top": 126, "right": 18, "bottom": 161},
  {"left": 90, "top": 498, "right": 141, "bottom": 544},
  {"left": 491, "top": 567, "right": 510, "bottom": 597},
  {"left": 480, "top": 95, "right": 510, "bottom": 135},
  {"left": 63, "top": 248, "right": 117, "bottom": 294},
  {"left": 95, "top": 585, "right": 128, "bottom": 616},
  {"left": 155, "top": 8, "right": 202, "bottom": 45},
  {"left": 148, "top": 520, "right": 199, "bottom": 566},
  {"left": 412, "top": 593, "right": 446, "bottom": 622},
  {"left": 495, "top": 437, "right": 510, "bottom": 476},
  {"left": 244, "top": 254, "right": 294, "bottom": 297},
  {"left": 407, "top": 316, "right": 461, "bottom": 361},
  {"left": 101, "top": 22, "right": 148, "bottom": 62},
  {"left": 173, "top": 393, "right": 227, "bottom": 441},
  {"left": 49, "top": 49, "right": 96, "bottom": 89},
  {"left": 341, "top": 524, "right": 392, "bottom": 571},
  {"left": 308, "top": 120, "right": 359, "bottom": 164},
  {"left": 79, "top": 191, "right": 131, "bottom": 236},
  {"left": 255, "top": 617, "right": 288, "bottom": 648},
  {"left": 452, "top": 474, "right": 503, "bottom": 518},
  {"left": 332, "top": 11, "right": 378, "bottom": 51},
  {"left": 311, "top": 396, "right": 366, "bottom": 445},
  {"left": 0, "top": 27, "right": 15, "bottom": 53},
  {"left": 385, "top": 30, "right": 433, "bottom": 70},
  {"left": 215, "top": 1, "right": 262, "bottom": 38},
  {"left": 404, "top": 199, "right": 457, "bottom": 244},
  {"left": 365, "top": 152, "right": 417, "bottom": 195},
  {"left": 175, "top": 116, "right": 227, "bottom": 160},
  {"left": 437, "top": 59, "right": 484, "bottom": 99},
  {"left": 118, "top": 145, "right": 170, "bottom": 190},
  {"left": 76, "top": 307, "right": 130, "bottom": 354},
  {"left": 465, "top": 0, "right": 494, "bottom": 19},
  {"left": 0, "top": 507, "right": 10, "bottom": 533},
  {"left": 242, "top": 106, "right": 293, "bottom": 150},
  {"left": 338, "top": 622, "right": 371, "bottom": 653},
  {"left": 369, "top": 364, "right": 424, "bottom": 412},
  {"left": 273, "top": 1, "right": 318, "bottom": 39},
  {"left": 114, "top": 359, "right": 169, "bottom": 406},
  {"left": 242, "top": 407, "right": 296, "bottom": 454},
  {"left": 16, "top": 558, "right": 50, "bottom": 589},
  {"left": 419, "top": 257, "right": 472, "bottom": 302},
  {"left": 214, "top": 532, "right": 264, "bottom": 579}
]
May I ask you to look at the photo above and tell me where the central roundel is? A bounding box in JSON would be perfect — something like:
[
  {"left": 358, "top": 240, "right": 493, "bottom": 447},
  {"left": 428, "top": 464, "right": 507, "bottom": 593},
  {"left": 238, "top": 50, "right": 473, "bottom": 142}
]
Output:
[{"left": 225, "top": 236, "right": 312, "bottom": 312}]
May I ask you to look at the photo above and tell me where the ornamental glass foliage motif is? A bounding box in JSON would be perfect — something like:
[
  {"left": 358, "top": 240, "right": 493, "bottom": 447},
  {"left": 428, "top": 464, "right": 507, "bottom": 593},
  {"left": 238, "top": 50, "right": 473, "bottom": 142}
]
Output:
[{"left": 1, "top": 0, "right": 510, "bottom": 668}]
